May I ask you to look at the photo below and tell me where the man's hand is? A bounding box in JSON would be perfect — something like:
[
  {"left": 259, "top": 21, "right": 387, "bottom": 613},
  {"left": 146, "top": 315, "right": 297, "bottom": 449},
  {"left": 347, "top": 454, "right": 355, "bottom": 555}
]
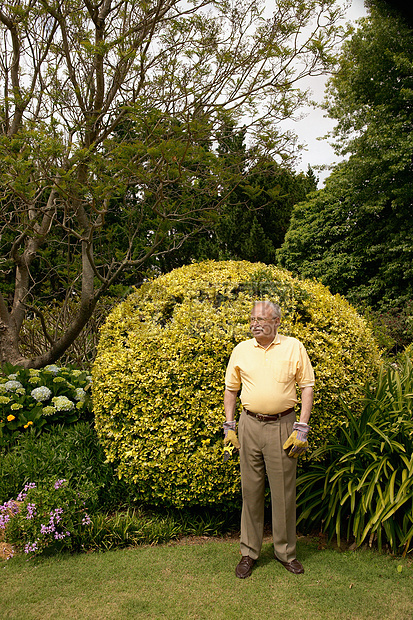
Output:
[
  {"left": 223, "top": 420, "right": 240, "bottom": 449},
  {"left": 224, "top": 429, "right": 240, "bottom": 449},
  {"left": 283, "top": 422, "right": 311, "bottom": 458},
  {"left": 223, "top": 420, "right": 240, "bottom": 462}
]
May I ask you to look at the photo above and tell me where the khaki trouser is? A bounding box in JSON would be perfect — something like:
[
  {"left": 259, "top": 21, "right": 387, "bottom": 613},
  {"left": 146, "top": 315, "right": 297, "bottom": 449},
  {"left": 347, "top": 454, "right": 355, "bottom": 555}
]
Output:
[{"left": 238, "top": 409, "right": 297, "bottom": 563}]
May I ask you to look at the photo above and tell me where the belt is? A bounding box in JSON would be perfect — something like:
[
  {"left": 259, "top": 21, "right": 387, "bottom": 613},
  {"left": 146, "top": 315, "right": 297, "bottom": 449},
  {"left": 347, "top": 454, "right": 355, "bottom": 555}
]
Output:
[{"left": 243, "top": 407, "right": 294, "bottom": 422}]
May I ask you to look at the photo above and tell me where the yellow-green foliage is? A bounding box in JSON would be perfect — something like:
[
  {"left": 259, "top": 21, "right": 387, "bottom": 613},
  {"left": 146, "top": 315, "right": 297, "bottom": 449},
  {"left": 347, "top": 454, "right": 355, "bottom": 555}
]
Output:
[{"left": 92, "top": 260, "right": 381, "bottom": 509}]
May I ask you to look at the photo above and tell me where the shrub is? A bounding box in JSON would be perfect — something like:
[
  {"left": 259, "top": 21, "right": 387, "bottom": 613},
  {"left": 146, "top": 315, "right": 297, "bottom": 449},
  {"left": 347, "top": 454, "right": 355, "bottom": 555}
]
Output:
[
  {"left": 1, "top": 478, "right": 96, "bottom": 558},
  {"left": 0, "top": 364, "right": 92, "bottom": 447},
  {"left": 296, "top": 355, "right": 413, "bottom": 555},
  {"left": 92, "top": 260, "right": 381, "bottom": 509},
  {"left": 0, "top": 422, "right": 135, "bottom": 511},
  {"left": 363, "top": 301, "right": 413, "bottom": 358}
]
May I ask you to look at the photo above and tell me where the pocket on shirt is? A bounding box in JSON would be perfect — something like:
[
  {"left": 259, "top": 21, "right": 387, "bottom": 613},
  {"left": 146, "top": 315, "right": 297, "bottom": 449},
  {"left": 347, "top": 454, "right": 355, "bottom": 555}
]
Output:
[{"left": 272, "top": 361, "right": 295, "bottom": 383}]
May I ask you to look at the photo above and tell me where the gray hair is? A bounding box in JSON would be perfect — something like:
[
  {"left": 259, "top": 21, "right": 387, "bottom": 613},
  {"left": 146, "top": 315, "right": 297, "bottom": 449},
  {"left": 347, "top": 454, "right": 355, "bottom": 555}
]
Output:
[{"left": 251, "top": 301, "right": 281, "bottom": 319}]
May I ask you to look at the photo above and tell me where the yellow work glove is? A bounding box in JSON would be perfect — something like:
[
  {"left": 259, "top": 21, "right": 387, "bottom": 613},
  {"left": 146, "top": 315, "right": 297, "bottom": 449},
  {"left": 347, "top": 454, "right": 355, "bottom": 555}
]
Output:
[
  {"left": 224, "top": 429, "right": 240, "bottom": 449},
  {"left": 223, "top": 421, "right": 240, "bottom": 462},
  {"left": 223, "top": 420, "right": 240, "bottom": 449},
  {"left": 283, "top": 422, "right": 311, "bottom": 458}
]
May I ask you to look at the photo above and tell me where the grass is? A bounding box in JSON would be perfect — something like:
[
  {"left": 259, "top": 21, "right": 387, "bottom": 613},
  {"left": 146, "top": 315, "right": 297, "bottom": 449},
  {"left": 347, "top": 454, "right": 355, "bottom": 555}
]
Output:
[{"left": 1, "top": 537, "right": 412, "bottom": 619}]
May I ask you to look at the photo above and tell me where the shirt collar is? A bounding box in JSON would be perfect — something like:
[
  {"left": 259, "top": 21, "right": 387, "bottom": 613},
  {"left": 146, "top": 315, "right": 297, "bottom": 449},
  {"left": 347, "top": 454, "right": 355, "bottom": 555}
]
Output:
[{"left": 253, "top": 333, "right": 281, "bottom": 349}]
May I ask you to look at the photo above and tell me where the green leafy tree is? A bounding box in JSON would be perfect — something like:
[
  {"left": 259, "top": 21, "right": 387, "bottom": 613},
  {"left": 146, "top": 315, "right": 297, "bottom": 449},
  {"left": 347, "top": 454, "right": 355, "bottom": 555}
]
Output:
[
  {"left": 0, "top": 0, "right": 346, "bottom": 368},
  {"left": 214, "top": 161, "right": 318, "bottom": 264},
  {"left": 278, "top": 2, "right": 413, "bottom": 309},
  {"left": 157, "top": 123, "right": 318, "bottom": 270}
]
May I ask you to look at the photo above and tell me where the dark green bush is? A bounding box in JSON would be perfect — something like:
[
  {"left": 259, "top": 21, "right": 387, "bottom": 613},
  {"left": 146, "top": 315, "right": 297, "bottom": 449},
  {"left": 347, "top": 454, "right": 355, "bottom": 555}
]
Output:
[
  {"left": 364, "top": 302, "right": 413, "bottom": 357},
  {"left": 0, "top": 422, "right": 135, "bottom": 511},
  {"left": 296, "top": 355, "right": 413, "bottom": 555}
]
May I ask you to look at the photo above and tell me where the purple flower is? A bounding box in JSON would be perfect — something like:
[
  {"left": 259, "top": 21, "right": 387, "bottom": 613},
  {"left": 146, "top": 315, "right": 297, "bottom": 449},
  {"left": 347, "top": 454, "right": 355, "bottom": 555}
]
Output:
[
  {"left": 0, "top": 500, "right": 20, "bottom": 528},
  {"left": 10, "top": 501, "right": 20, "bottom": 516},
  {"left": 26, "top": 503, "right": 37, "bottom": 519},
  {"left": 49, "top": 507, "right": 63, "bottom": 523},
  {"left": 82, "top": 513, "right": 92, "bottom": 526},
  {"left": 51, "top": 507, "right": 62, "bottom": 516},
  {"left": 17, "top": 482, "right": 36, "bottom": 502},
  {"left": 54, "top": 479, "right": 67, "bottom": 490},
  {"left": 42, "top": 522, "right": 54, "bottom": 535},
  {"left": 0, "top": 511, "right": 10, "bottom": 530},
  {"left": 24, "top": 540, "right": 39, "bottom": 554}
]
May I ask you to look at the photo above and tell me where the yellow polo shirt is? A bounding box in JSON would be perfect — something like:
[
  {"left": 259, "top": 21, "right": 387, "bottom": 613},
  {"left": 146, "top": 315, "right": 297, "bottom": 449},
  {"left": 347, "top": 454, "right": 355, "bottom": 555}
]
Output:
[{"left": 225, "top": 333, "right": 315, "bottom": 415}]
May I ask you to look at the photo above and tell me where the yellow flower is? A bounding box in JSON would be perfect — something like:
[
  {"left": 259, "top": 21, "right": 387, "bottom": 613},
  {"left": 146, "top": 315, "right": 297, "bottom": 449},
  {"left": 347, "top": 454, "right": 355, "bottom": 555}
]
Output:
[
  {"left": 24, "top": 421, "right": 34, "bottom": 428},
  {"left": 7, "top": 414, "right": 15, "bottom": 422}
]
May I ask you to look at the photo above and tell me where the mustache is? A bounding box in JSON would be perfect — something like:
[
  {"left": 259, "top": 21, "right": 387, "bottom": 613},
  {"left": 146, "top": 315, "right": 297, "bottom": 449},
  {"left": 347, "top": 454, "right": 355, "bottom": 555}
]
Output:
[{"left": 251, "top": 325, "right": 275, "bottom": 335}]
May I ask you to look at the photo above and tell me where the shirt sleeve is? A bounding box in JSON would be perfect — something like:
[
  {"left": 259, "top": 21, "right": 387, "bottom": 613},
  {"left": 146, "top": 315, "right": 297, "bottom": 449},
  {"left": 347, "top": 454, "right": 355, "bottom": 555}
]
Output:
[
  {"left": 225, "top": 348, "right": 242, "bottom": 391},
  {"left": 296, "top": 342, "right": 315, "bottom": 388}
]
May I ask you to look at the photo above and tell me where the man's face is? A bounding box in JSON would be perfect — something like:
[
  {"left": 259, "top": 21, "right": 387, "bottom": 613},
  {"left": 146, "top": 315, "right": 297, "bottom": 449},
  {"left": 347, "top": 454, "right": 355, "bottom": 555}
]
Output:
[{"left": 250, "top": 304, "right": 280, "bottom": 343}]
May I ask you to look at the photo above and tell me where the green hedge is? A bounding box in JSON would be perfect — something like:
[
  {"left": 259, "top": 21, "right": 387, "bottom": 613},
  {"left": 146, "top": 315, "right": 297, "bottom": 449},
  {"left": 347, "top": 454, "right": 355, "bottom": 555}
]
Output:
[{"left": 92, "top": 260, "right": 381, "bottom": 508}]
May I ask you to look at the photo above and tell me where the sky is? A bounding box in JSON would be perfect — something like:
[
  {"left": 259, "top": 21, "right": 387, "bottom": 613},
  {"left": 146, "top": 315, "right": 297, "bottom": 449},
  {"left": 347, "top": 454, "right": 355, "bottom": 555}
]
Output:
[{"left": 284, "top": 0, "right": 368, "bottom": 186}]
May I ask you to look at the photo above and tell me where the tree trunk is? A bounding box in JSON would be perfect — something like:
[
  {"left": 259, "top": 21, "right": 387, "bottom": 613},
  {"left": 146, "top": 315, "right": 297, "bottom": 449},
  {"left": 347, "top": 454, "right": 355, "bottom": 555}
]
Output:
[{"left": 0, "top": 315, "right": 30, "bottom": 368}]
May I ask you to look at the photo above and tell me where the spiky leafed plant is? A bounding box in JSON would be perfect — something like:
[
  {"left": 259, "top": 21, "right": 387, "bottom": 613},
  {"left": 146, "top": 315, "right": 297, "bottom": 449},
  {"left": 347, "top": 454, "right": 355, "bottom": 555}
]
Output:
[{"left": 297, "top": 354, "right": 413, "bottom": 555}]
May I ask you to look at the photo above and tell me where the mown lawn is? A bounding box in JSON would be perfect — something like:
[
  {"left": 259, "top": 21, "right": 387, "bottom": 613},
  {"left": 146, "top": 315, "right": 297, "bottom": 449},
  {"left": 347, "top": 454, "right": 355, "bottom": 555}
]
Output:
[{"left": 2, "top": 537, "right": 412, "bottom": 619}]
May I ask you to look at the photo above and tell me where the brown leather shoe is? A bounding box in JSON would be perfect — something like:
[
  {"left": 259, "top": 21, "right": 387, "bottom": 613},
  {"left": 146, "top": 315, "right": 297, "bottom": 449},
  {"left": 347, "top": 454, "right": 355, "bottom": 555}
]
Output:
[
  {"left": 235, "top": 556, "right": 255, "bottom": 579},
  {"left": 275, "top": 557, "right": 304, "bottom": 574}
]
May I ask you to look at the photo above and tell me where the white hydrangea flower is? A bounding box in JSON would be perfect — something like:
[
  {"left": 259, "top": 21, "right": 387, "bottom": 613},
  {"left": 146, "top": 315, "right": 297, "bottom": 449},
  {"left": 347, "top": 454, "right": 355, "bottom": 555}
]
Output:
[
  {"left": 29, "top": 369, "right": 41, "bottom": 376},
  {"left": 7, "top": 373, "right": 18, "bottom": 380},
  {"left": 31, "top": 386, "right": 52, "bottom": 402},
  {"left": 74, "top": 387, "right": 86, "bottom": 402},
  {"left": 42, "top": 406, "right": 57, "bottom": 416},
  {"left": 44, "top": 365, "right": 60, "bottom": 375},
  {"left": 4, "top": 380, "right": 23, "bottom": 391},
  {"left": 52, "top": 396, "right": 75, "bottom": 411}
]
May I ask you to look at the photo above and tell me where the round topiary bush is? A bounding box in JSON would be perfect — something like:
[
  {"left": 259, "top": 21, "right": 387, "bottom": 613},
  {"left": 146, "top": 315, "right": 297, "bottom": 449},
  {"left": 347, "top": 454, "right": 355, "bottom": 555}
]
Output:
[{"left": 92, "top": 260, "right": 381, "bottom": 509}]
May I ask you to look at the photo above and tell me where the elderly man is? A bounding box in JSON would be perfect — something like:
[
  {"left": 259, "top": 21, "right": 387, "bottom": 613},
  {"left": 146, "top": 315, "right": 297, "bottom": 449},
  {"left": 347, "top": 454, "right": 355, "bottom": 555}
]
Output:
[{"left": 224, "top": 300, "right": 314, "bottom": 578}]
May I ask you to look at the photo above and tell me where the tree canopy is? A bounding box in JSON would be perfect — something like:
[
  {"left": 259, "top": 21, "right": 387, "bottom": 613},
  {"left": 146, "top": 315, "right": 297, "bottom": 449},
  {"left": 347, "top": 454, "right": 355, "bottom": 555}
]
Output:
[
  {"left": 0, "top": 0, "right": 346, "bottom": 367},
  {"left": 156, "top": 123, "right": 318, "bottom": 271},
  {"left": 278, "top": 2, "right": 413, "bottom": 309}
]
